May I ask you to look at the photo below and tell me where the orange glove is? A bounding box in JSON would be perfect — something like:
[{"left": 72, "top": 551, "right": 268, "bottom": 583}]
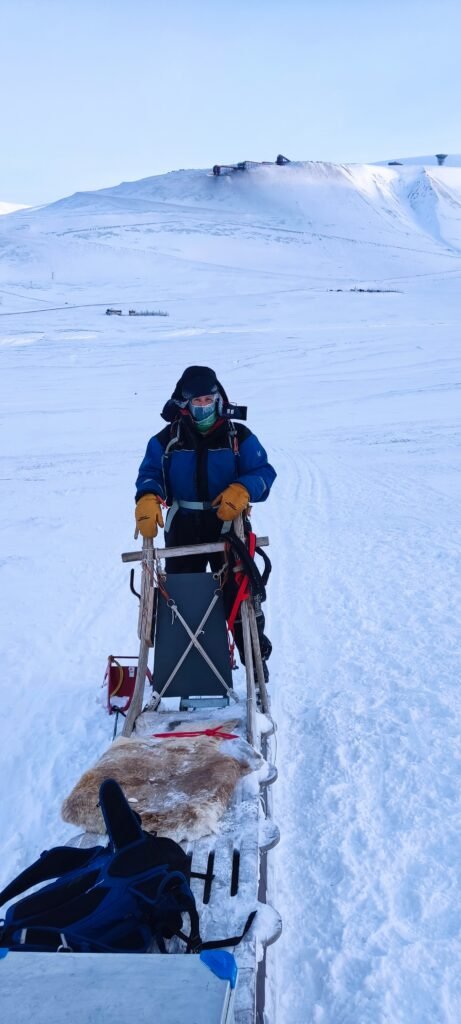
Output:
[
  {"left": 135, "top": 494, "right": 164, "bottom": 538},
  {"left": 212, "top": 483, "right": 250, "bottom": 521}
]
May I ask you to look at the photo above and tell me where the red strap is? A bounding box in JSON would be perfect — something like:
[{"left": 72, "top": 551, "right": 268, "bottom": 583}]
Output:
[
  {"left": 227, "top": 573, "right": 250, "bottom": 633},
  {"left": 151, "top": 724, "right": 238, "bottom": 740},
  {"left": 226, "top": 530, "right": 257, "bottom": 635},
  {"left": 247, "top": 530, "right": 256, "bottom": 558}
]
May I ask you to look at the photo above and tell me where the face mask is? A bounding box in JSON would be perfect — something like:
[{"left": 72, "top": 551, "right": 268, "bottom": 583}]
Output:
[{"left": 189, "top": 400, "right": 217, "bottom": 422}]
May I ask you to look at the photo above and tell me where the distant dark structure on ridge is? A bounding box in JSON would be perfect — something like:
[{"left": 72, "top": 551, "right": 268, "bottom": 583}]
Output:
[
  {"left": 435, "top": 153, "right": 448, "bottom": 166},
  {"left": 212, "top": 154, "right": 291, "bottom": 176}
]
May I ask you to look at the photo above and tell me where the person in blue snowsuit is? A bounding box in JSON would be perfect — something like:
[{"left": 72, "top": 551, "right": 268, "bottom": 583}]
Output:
[{"left": 135, "top": 365, "right": 276, "bottom": 675}]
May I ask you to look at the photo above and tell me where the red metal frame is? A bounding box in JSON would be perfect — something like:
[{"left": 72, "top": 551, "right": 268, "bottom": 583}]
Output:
[{"left": 105, "top": 655, "right": 152, "bottom": 715}]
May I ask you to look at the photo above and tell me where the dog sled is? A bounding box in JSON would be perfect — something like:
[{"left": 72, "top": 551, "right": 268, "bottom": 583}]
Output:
[{"left": 0, "top": 517, "right": 280, "bottom": 1023}]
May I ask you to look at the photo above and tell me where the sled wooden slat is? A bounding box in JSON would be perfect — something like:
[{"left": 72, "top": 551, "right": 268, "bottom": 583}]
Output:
[
  {"left": 208, "top": 835, "right": 235, "bottom": 906},
  {"left": 121, "top": 536, "right": 269, "bottom": 563},
  {"left": 189, "top": 841, "right": 213, "bottom": 903}
]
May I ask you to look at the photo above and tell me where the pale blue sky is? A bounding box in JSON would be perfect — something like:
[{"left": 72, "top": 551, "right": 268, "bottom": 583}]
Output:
[{"left": 1, "top": 0, "right": 460, "bottom": 204}]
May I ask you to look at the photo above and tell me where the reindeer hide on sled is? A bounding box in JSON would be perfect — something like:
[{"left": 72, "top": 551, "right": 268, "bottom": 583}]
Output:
[{"left": 61, "top": 730, "right": 261, "bottom": 842}]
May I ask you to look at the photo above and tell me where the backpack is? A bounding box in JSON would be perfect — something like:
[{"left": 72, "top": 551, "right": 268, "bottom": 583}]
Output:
[{"left": 0, "top": 779, "right": 201, "bottom": 955}]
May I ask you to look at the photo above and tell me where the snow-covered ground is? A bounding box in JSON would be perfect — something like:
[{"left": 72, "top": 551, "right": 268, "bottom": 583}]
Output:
[{"left": 1, "top": 160, "right": 460, "bottom": 1023}]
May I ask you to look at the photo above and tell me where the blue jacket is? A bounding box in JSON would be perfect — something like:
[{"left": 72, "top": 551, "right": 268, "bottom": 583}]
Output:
[{"left": 136, "top": 413, "right": 276, "bottom": 506}]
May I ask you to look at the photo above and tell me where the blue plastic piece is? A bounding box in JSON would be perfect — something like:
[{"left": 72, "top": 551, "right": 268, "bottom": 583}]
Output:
[
  {"left": 0, "top": 947, "right": 8, "bottom": 959},
  {"left": 200, "top": 949, "right": 238, "bottom": 989}
]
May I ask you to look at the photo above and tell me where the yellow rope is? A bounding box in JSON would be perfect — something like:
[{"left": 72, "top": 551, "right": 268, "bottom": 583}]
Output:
[{"left": 109, "top": 658, "right": 125, "bottom": 698}]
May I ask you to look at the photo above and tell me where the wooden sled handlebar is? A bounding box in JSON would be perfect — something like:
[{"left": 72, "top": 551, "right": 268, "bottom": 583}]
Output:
[{"left": 121, "top": 537, "right": 269, "bottom": 563}]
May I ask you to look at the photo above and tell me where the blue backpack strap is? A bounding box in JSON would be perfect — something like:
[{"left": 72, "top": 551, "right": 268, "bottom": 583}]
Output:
[{"left": 0, "top": 845, "right": 104, "bottom": 907}]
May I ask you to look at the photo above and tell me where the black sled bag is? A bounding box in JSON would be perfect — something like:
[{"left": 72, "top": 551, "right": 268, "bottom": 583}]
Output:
[{"left": 0, "top": 778, "right": 200, "bottom": 954}]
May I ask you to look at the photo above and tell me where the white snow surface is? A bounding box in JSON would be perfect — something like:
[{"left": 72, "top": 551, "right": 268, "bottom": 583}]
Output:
[
  {"left": 0, "top": 201, "right": 29, "bottom": 216},
  {"left": 1, "top": 160, "right": 460, "bottom": 1023},
  {"left": 0, "top": 200, "right": 29, "bottom": 217}
]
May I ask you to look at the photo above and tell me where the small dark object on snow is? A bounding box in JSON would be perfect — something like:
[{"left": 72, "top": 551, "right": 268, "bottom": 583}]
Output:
[
  {"left": 328, "top": 287, "right": 401, "bottom": 294},
  {"left": 128, "top": 309, "right": 169, "bottom": 317},
  {"left": 106, "top": 308, "right": 122, "bottom": 316}
]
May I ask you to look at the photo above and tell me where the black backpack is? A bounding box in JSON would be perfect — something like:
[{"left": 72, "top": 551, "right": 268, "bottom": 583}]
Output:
[{"left": 0, "top": 779, "right": 201, "bottom": 954}]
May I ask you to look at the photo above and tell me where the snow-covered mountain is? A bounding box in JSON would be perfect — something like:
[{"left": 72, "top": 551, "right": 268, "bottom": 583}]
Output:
[
  {"left": 2, "top": 160, "right": 461, "bottom": 297},
  {"left": 1, "top": 161, "right": 460, "bottom": 1023}
]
